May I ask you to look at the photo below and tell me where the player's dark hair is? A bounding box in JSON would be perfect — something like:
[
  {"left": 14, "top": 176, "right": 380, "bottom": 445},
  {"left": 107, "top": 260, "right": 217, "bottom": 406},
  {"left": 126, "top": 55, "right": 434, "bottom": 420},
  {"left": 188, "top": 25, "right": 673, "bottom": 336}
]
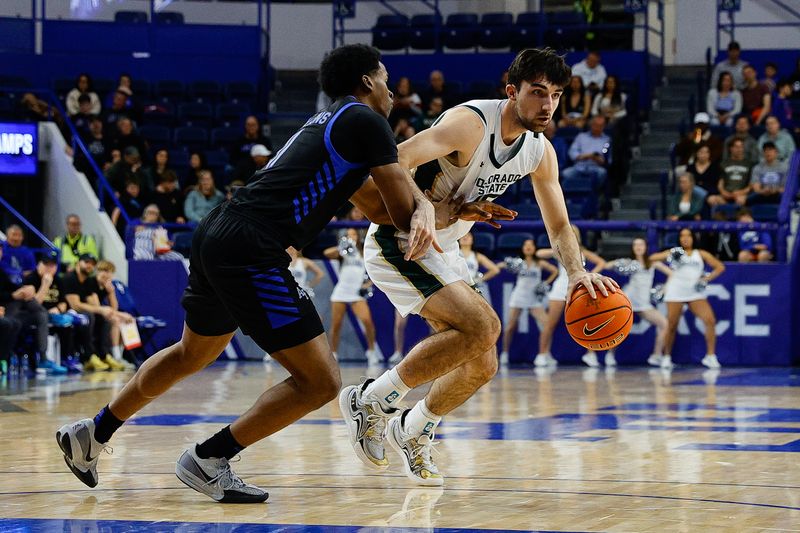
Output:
[
  {"left": 318, "top": 44, "right": 382, "bottom": 99},
  {"left": 629, "top": 237, "right": 651, "bottom": 269},
  {"left": 507, "top": 48, "right": 571, "bottom": 90}
]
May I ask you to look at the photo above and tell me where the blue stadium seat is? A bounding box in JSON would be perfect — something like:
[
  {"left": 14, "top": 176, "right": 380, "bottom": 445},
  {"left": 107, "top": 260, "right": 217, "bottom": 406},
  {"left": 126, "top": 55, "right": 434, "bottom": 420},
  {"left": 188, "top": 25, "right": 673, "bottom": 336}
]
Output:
[
  {"left": 167, "top": 149, "right": 190, "bottom": 167},
  {"left": 172, "top": 231, "right": 195, "bottom": 257},
  {"left": 710, "top": 125, "right": 731, "bottom": 139},
  {"left": 536, "top": 233, "right": 551, "bottom": 249},
  {"left": 53, "top": 78, "right": 73, "bottom": 100},
  {"left": 561, "top": 176, "right": 594, "bottom": 196},
  {"left": 443, "top": 13, "right": 479, "bottom": 49},
  {"left": 513, "top": 12, "right": 544, "bottom": 49},
  {"left": 372, "top": 14, "right": 409, "bottom": 51},
  {"left": 497, "top": 232, "right": 535, "bottom": 257},
  {"left": 750, "top": 204, "right": 779, "bottom": 222},
  {"left": 471, "top": 232, "right": 495, "bottom": 255},
  {"left": 156, "top": 80, "right": 185, "bottom": 103},
  {"left": 465, "top": 80, "right": 495, "bottom": 100},
  {"left": 178, "top": 102, "right": 213, "bottom": 127},
  {"left": 190, "top": 80, "right": 222, "bottom": 104},
  {"left": 480, "top": 12, "right": 513, "bottom": 49},
  {"left": 566, "top": 200, "right": 584, "bottom": 220},
  {"left": 516, "top": 179, "right": 534, "bottom": 202},
  {"left": 205, "top": 149, "right": 229, "bottom": 173},
  {"left": 545, "top": 11, "right": 586, "bottom": 50},
  {"left": 138, "top": 125, "right": 171, "bottom": 149},
  {"left": 211, "top": 126, "right": 240, "bottom": 148},
  {"left": 155, "top": 12, "right": 184, "bottom": 24},
  {"left": 409, "top": 14, "right": 441, "bottom": 50},
  {"left": 711, "top": 203, "right": 739, "bottom": 220},
  {"left": 114, "top": 11, "right": 147, "bottom": 24},
  {"left": 226, "top": 81, "right": 257, "bottom": 104},
  {"left": 174, "top": 126, "right": 208, "bottom": 151},
  {"left": 142, "top": 102, "right": 175, "bottom": 127},
  {"left": 132, "top": 79, "right": 150, "bottom": 98},
  {"left": 509, "top": 203, "right": 542, "bottom": 220},
  {"left": 556, "top": 126, "right": 580, "bottom": 147},
  {"left": 216, "top": 102, "right": 251, "bottom": 127}
]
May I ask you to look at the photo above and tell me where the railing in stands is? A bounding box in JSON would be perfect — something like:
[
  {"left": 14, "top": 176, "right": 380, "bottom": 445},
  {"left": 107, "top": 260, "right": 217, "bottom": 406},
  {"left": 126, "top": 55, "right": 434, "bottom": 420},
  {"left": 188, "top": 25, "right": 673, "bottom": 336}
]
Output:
[
  {"left": 0, "top": 86, "right": 131, "bottom": 226},
  {"left": 715, "top": 0, "right": 800, "bottom": 54},
  {"left": 0, "top": 193, "right": 59, "bottom": 262}
]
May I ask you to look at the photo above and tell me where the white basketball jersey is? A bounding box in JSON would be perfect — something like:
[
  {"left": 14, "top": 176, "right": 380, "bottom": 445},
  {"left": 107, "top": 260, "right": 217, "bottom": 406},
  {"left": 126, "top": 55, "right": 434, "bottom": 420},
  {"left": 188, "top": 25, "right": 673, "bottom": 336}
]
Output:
[{"left": 415, "top": 99, "right": 546, "bottom": 246}]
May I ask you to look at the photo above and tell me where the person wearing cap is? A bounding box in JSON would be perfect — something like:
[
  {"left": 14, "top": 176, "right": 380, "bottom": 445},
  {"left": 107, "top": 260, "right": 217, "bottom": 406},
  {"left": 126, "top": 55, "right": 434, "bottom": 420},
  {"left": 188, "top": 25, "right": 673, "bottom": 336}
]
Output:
[
  {"left": 711, "top": 41, "right": 748, "bottom": 89},
  {"left": 229, "top": 144, "right": 273, "bottom": 184},
  {"left": 675, "top": 112, "right": 724, "bottom": 166},
  {"left": 757, "top": 115, "right": 796, "bottom": 162},
  {"left": 53, "top": 214, "right": 100, "bottom": 272},
  {"left": 229, "top": 115, "right": 273, "bottom": 166},
  {"left": 741, "top": 65, "right": 772, "bottom": 126},
  {"left": 748, "top": 141, "right": 788, "bottom": 205},
  {"left": 61, "top": 254, "right": 125, "bottom": 372},
  {"left": 1, "top": 224, "right": 37, "bottom": 285}
]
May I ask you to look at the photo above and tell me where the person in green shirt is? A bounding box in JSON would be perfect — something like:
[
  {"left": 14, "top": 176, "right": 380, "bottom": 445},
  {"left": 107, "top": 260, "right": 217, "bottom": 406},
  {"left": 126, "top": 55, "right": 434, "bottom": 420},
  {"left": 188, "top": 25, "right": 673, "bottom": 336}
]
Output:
[{"left": 52, "top": 214, "right": 99, "bottom": 272}]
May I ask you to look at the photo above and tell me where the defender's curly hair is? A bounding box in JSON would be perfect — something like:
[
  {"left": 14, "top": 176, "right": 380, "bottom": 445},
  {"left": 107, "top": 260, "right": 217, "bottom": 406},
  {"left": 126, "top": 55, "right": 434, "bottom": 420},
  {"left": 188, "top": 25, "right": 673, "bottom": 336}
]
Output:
[
  {"left": 318, "top": 44, "right": 382, "bottom": 99},
  {"left": 508, "top": 48, "right": 571, "bottom": 89}
]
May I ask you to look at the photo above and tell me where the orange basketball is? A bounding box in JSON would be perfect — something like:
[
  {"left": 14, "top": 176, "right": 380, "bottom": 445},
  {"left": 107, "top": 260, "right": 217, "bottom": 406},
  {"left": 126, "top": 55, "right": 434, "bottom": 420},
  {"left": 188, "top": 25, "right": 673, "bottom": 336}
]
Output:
[{"left": 564, "top": 285, "right": 633, "bottom": 350}]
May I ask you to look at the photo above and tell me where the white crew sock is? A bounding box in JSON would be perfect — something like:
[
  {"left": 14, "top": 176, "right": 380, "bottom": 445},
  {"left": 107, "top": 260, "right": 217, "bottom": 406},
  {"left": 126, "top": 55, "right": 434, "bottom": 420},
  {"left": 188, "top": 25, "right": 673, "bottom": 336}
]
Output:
[
  {"left": 364, "top": 367, "right": 412, "bottom": 411},
  {"left": 403, "top": 398, "right": 442, "bottom": 438},
  {"left": 112, "top": 345, "right": 123, "bottom": 361}
]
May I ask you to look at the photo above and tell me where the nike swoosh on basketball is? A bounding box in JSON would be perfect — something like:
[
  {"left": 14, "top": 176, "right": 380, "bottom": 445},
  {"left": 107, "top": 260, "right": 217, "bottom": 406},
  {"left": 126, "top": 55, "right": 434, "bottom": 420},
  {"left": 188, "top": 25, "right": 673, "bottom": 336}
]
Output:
[{"left": 583, "top": 317, "right": 614, "bottom": 337}]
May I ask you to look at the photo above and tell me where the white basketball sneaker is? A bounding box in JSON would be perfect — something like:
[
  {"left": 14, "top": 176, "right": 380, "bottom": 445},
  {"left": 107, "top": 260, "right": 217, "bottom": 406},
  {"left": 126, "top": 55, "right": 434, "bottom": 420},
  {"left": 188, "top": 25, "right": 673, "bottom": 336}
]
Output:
[
  {"left": 499, "top": 351, "right": 509, "bottom": 365},
  {"left": 604, "top": 352, "right": 617, "bottom": 367},
  {"left": 175, "top": 446, "right": 268, "bottom": 503},
  {"left": 338, "top": 379, "right": 395, "bottom": 470},
  {"left": 647, "top": 354, "right": 663, "bottom": 367},
  {"left": 660, "top": 355, "right": 674, "bottom": 370},
  {"left": 56, "top": 418, "right": 112, "bottom": 488},
  {"left": 388, "top": 351, "right": 403, "bottom": 364},
  {"left": 534, "top": 352, "right": 550, "bottom": 367},
  {"left": 581, "top": 351, "right": 599, "bottom": 367},
  {"left": 365, "top": 349, "right": 383, "bottom": 366},
  {"left": 701, "top": 354, "right": 721, "bottom": 369},
  {"left": 386, "top": 415, "right": 443, "bottom": 486}
]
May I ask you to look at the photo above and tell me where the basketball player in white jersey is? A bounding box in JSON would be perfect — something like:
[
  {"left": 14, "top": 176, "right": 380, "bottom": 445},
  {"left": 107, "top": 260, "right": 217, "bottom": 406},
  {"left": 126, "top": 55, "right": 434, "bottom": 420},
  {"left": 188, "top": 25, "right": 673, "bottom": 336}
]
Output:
[
  {"left": 339, "top": 48, "right": 618, "bottom": 485},
  {"left": 649, "top": 228, "right": 725, "bottom": 369}
]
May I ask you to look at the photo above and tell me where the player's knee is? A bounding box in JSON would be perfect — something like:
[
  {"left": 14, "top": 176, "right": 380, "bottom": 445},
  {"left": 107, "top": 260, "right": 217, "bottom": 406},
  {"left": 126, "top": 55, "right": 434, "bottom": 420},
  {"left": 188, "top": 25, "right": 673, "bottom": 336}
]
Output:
[
  {"left": 310, "top": 369, "right": 341, "bottom": 406},
  {"left": 477, "top": 349, "right": 499, "bottom": 383}
]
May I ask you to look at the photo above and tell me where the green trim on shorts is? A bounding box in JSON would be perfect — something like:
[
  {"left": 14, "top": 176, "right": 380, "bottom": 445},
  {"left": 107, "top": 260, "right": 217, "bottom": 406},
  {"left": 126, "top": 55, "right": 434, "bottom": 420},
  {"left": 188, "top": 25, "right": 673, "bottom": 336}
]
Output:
[{"left": 373, "top": 225, "right": 444, "bottom": 298}]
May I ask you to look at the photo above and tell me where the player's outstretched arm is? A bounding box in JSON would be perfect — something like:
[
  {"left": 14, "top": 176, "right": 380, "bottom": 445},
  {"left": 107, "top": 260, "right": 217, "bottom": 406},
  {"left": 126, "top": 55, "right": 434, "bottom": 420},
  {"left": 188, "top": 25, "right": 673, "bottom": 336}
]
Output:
[{"left": 532, "top": 138, "right": 617, "bottom": 299}]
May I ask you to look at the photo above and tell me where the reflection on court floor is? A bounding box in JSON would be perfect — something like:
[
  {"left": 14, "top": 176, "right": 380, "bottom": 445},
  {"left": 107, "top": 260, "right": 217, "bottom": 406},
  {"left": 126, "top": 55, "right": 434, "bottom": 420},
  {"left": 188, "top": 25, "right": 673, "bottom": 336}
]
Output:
[{"left": 1, "top": 363, "right": 799, "bottom": 532}]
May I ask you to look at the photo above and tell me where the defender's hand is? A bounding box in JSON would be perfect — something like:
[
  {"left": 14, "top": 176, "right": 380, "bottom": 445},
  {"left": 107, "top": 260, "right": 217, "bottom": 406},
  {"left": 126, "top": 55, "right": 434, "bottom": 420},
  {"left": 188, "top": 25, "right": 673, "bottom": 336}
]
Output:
[
  {"left": 457, "top": 201, "right": 518, "bottom": 229},
  {"left": 425, "top": 185, "right": 465, "bottom": 230},
  {"left": 406, "top": 200, "right": 443, "bottom": 261}
]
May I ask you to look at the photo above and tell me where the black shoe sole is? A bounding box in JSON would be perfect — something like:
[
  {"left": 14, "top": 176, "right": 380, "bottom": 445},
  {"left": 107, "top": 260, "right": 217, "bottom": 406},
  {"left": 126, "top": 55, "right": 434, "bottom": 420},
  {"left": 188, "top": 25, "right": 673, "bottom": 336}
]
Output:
[{"left": 56, "top": 430, "right": 98, "bottom": 488}]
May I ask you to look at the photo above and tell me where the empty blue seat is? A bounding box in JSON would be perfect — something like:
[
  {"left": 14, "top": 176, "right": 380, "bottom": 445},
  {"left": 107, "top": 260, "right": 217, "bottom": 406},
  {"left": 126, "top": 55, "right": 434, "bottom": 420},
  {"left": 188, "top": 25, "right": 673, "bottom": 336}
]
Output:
[
  {"left": 155, "top": 12, "right": 184, "bottom": 24},
  {"left": 711, "top": 203, "right": 739, "bottom": 220},
  {"left": 750, "top": 204, "right": 779, "bottom": 222},
  {"left": 174, "top": 126, "right": 208, "bottom": 151},
  {"left": 216, "top": 102, "right": 251, "bottom": 127},
  {"left": 204, "top": 149, "right": 229, "bottom": 168},
  {"left": 226, "top": 81, "right": 257, "bottom": 104},
  {"left": 465, "top": 80, "right": 495, "bottom": 100},
  {"left": 536, "top": 234, "right": 551, "bottom": 249},
  {"left": 167, "top": 149, "right": 190, "bottom": 167},
  {"left": 190, "top": 80, "right": 222, "bottom": 104},
  {"left": 471, "top": 232, "right": 495, "bottom": 255},
  {"left": 513, "top": 12, "right": 544, "bottom": 49},
  {"left": 372, "top": 14, "right": 409, "bottom": 50},
  {"left": 178, "top": 102, "right": 213, "bottom": 127},
  {"left": 443, "top": 13, "right": 479, "bottom": 49},
  {"left": 566, "top": 201, "right": 585, "bottom": 220},
  {"left": 509, "top": 203, "right": 542, "bottom": 220},
  {"left": 156, "top": 80, "right": 185, "bottom": 103},
  {"left": 114, "top": 11, "right": 147, "bottom": 24},
  {"left": 53, "top": 78, "right": 74, "bottom": 99},
  {"left": 545, "top": 11, "right": 586, "bottom": 50},
  {"left": 561, "top": 176, "right": 594, "bottom": 196},
  {"left": 497, "top": 232, "right": 535, "bottom": 257},
  {"left": 142, "top": 101, "right": 175, "bottom": 127},
  {"left": 557, "top": 126, "right": 580, "bottom": 146},
  {"left": 131, "top": 79, "right": 150, "bottom": 98},
  {"left": 211, "top": 127, "right": 240, "bottom": 148},
  {"left": 480, "top": 12, "right": 513, "bottom": 49},
  {"left": 409, "top": 14, "right": 441, "bottom": 50},
  {"left": 138, "top": 125, "right": 171, "bottom": 148}
]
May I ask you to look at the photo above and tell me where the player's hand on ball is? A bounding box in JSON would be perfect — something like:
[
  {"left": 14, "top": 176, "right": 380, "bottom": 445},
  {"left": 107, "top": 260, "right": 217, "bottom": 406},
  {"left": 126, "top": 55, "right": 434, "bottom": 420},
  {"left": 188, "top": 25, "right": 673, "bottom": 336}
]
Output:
[
  {"left": 568, "top": 271, "right": 619, "bottom": 299},
  {"left": 457, "top": 202, "right": 518, "bottom": 229},
  {"left": 406, "top": 199, "right": 443, "bottom": 261}
]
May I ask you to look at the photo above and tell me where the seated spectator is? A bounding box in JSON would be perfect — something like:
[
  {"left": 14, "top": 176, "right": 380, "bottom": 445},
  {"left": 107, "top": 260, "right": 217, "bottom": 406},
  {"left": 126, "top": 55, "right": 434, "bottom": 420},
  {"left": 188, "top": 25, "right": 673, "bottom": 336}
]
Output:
[
  {"left": 711, "top": 41, "right": 747, "bottom": 89},
  {"left": 741, "top": 65, "right": 771, "bottom": 125},
  {"left": 557, "top": 75, "right": 591, "bottom": 129},
  {"left": 709, "top": 138, "right": 752, "bottom": 206},
  {"left": 75, "top": 116, "right": 112, "bottom": 180},
  {"left": 687, "top": 144, "right": 721, "bottom": 196},
  {"left": 723, "top": 115, "right": 760, "bottom": 163},
  {"left": 19, "top": 93, "right": 68, "bottom": 139},
  {"left": 571, "top": 50, "right": 607, "bottom": 94},
  {"left": 183, "top": 151, "right": 207, "bottom": 193},
  {"left": 153, "top": 172, "right": 185, "bottom": 224},
  {"left": 562, "top": 115, "right": 610, "bottom": 184},
  {"left": 762, "top": 62, "right": 778, "bottom": 93},
  {"left": 66, "top": 73, "right": 101, "bottom": 116},
  {"left": 106, "top": 146, "right": 148, "bottom": 193},
  {"left": 94, "top": 260, "right": 135, "bottom": 368},
  {"left": 389, "top": 77, "right": 422, "bottom": 128},
  {"left": 23, "top": 252, "right": 84, "bottom": 372},
  {"left": 1, "top": 225, "right": 36, "bottom": 285},
  {"left": 229, "top": 116, "right": 273, "bottom": 167},
  {"left": 748, "top": 142, "right": 788, "bottom": 205},
  {"left": 104, "top": 74, "right": 136, "bottom": 109},
  {"left": 62, "top": 254, "right": 121, "bottom": 371},
  {"left": 132, "top": 205, "right": 185, "bottom": 261},
  {"left": 111, "top": 118, "right": 148, "bottom": 170},
  {"left": 543, "top": 121, "right": 568, "bottom": 170},
  {"left": 70, "top": 94, "right": 95, "bottom": 137},
  {"left": 184, "top": 170, "right": 224, "bottom": 223},
  {"left": 591, "top": 75, "right": 627, "bottom": 126},
  {"left": 757, "top": 115, "right": 796, "bottom": 162},
  {"left": 393, "top": 118, "right": 415, "bottom": 143},
  {"left": 675, "top": 112, "right": 723, "bottom": 165},
  {"left": 0, "top": 245, "right": 47, "bottom": 374},
  {"left": 101, "top": 89, "right": 133, "bottom": 136},
  {"left": 229, "top": 144, "right": 272, "bottom": 184},
  {"left": 147, "top": 149, "right": 172, "bottom": 187},
  {"left": 736, "top": 208, "right": 773, "bottom": 262},
  {"left": 772, "top": 79, "right": 797, "bottom": 133},
  {"left": 52, "top": 214, "right": 100, "bottom": 272},
  {"left": 412, "top": 97, "right": 444, "bottom": 132},
  {"left": 111, "top": 180, "right": 149, "bottom": 233},
  {"left": 421, "top": 70, "right": 457, "bottom": 110},
  {"left": 707, "top": 72, "right": 741, "bottom": 127},
  {"left": 667, "top": 172, "right": 705, "bottom": 221}
]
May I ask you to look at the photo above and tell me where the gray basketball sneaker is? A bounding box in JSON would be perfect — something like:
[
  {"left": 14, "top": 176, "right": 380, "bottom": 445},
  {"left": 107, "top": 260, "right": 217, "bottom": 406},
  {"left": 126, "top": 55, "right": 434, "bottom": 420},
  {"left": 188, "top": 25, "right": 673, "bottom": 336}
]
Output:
[
  {"left": 56, "top": 418, "right": 111, "bottom": 488},
  {"left": 175, "top": 446, "right": 268, "bottom": 503},
  {"left": 386, "top": 414, "right": 444, "bottom": 486},
  {"left": 339, "top": 379, "right": 396, "bottom": 470}
]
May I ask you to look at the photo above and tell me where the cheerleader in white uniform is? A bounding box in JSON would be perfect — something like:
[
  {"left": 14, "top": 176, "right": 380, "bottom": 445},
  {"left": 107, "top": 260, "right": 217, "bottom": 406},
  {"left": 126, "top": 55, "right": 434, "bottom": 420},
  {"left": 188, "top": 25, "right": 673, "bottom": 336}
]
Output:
[
  {"left": 592, "top": 237, "right": 672, "bottom": 367},
  {"left": 323, "top": 228, "right": 379, "bottom": 364},
  {"left": 287, "top": 246, "right": 324, "bottom": 295},
  {"left": 534, "top": 225, "right": 606, "bottom": 367},
  {"left": 498, "top": 238, "right": 557, "bottom": 365},
  {"left": 649, "top": 228, "right": 725, "bottom": 369}
]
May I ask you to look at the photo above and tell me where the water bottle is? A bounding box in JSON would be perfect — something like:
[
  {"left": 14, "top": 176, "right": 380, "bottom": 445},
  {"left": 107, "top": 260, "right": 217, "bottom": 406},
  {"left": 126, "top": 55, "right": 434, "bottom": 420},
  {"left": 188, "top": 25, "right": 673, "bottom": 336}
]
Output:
[
  {"left": 20, "top": 354, "right": 30, "bottom": 376},
  {"left": 8, "top": 355, "right": 18, "bottom": 375}
]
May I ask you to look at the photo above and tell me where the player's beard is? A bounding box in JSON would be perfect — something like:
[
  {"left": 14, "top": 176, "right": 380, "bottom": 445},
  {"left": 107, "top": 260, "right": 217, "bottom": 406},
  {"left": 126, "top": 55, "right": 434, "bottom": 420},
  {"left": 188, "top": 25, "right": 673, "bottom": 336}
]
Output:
[{"left": 514, "top": 101, "right": 550, "bottom": 133}]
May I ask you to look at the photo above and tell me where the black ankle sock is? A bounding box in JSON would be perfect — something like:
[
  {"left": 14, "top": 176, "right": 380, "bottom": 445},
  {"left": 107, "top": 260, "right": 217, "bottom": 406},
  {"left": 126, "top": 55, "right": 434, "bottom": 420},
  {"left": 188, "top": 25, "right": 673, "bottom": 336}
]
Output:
[
  {"left": 196, "top": 426, "right": 245, "bottom": 460},
  {"left": 93, "top": 404, "right": 124, "bottom": 443}
]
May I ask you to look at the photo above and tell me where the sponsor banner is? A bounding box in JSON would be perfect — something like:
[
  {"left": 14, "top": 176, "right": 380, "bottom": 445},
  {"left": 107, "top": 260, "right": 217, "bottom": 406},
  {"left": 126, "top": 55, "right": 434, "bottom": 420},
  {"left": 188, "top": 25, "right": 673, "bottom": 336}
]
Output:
[{"left": 0, "top": 122, "right": 37, "bottom": 175}]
